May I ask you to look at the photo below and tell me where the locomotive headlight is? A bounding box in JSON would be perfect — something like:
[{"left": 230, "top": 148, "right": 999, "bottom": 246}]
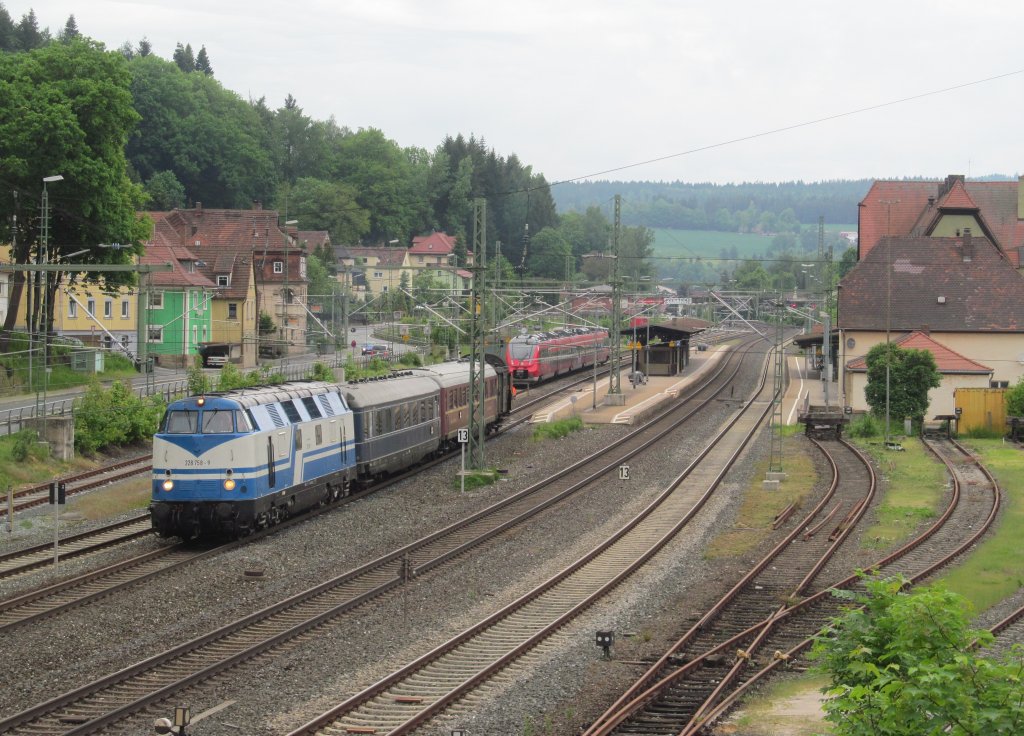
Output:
[
  {"left": 162, "top": 479, "right": 174, "bottom": 491},
  {"left": 223, "top": 478, "right": 236, "bottom": 491}
]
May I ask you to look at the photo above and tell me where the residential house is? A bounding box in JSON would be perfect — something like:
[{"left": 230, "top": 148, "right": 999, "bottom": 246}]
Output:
[
  {"left": 344, "top": 245, "right": 413, "bottom": 302},
  {"left": 139, "top": 239, "right": 217, "bottom": 367},
  {"left": 408, "top": 231, "right": 473, "bottom": 269},
  {"left": 837, "top": 232, "right": 1024, "bottom": 416},
  {"left": 147, "top": 205, "right": 285, "bottom": 368},
  {"left": 252, "top": 227, "right": 311, "bottom": 355}
]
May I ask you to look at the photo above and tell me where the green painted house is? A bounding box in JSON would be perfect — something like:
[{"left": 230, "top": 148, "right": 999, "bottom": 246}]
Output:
[{"left": 141, "top": 240, "right": 217, "bottom": 368}]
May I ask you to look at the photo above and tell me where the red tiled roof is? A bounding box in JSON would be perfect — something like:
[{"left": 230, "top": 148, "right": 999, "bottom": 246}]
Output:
[
  {"left": 858, "top": 176, "right": 1024, "bottom": 266},
  {"left": 846, "top": 331, "right": 991, "bottom": 374},
  {"left": 838, "top": 234, "right": 1024, "bottom": 333},
  {"left": 146, "top": 207, "right": 299, "bottom": 299},
  {"left": 935, "top": 178, "right": 979, "bottom": 211},
  {"left": 140, "top": 240, "right": 217, "bottom": 289},
  {"left": 409, "top": 232, "right": 458, "bottom": 255}
]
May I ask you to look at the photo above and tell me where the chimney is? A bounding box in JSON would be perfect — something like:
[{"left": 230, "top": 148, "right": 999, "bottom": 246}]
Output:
[
  {"left": 253, "top": 200, "right": 262, "bottom": 210},
  {"left": 963, "top": 227, "right": 973, "bottom": 262},
  {"left": 927, "top": 195, "right": 935, "bottom": 206},
  {"left": 195, "top": 201, "right": 202, "bottom": 215},
  {"left": 1019, "top": 175, "right": 1024, "bottom": 220}
]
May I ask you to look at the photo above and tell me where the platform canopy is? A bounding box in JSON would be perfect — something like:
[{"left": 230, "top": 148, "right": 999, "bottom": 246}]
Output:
[{"left": 619, "top": 316, "right": 711, "bottom": 344}]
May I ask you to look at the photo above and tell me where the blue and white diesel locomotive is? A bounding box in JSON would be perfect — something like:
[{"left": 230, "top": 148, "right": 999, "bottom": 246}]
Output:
[
  {"left": 151, "top": 381, "right": 356, "bottom": 539},
  {"left": 151, "top": 359, "right": 512, "bottom": 540}
]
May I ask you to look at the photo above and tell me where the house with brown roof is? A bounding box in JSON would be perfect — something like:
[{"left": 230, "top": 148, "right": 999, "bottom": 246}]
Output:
[
  {"left": 837, "top": 231, "right": 1024, "bottom": 415},
  {"left": 408, "top": 231, "right": 472, "bottom": 269},
  {"left": 147, "top": 205, "right": 304, "bottom": 367},
  {"left": 139, "top": 238, "right": 217, "bottom": 367},
  {"left": 858, "top": 174, "right": 1024, "bottom": 265}
]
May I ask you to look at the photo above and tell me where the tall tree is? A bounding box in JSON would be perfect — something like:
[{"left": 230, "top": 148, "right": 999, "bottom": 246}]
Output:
[
  {"left": 16, "top": 9, "right": 45, "bottom": 50},
  {"left": 0, "top": 39, "right": 151, "bottom": 343},
  {"left": 172, "top": 42, "right": 194, "bottom": 72},
  {"left": 0, "top": 3, "right": 16, "bottom": 51},
  {"left": 277, "top": 177, "right": 369, "bottom": 244},
  {"left": 59, "top": 14, "right": 79, "bottom": 42},
  {"left": 137, "top": 37, "right": 152, "bottom": 57},
  {"left": 195, "top": 45, "right": 212, "bottom": 75}
]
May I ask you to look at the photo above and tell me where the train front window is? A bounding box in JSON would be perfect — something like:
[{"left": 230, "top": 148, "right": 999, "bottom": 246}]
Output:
[
  {"left": 165, "top": 410, "right": 199, "bottom": 434},
  {"left": 202, "top": 410, "right": 235, "bottom": 434},
  {"left": 509, "top": 342, "right": 535, "bottom": 360}
]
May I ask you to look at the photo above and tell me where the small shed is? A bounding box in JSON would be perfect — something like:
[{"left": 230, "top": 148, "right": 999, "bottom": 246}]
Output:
[{"left": 620, "top": 316, "right": 711, "bottom": 377}]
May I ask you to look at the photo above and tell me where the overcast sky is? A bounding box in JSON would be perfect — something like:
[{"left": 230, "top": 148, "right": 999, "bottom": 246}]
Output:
[{"left": 13, "top": 1, "right": 1024, "bottom": 185}]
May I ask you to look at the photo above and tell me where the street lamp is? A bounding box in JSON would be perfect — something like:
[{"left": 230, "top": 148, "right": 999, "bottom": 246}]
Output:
[
  {"left": 38, "top": 174, "right": 63, "bottom": 433},
  {"left": 387, "top": 238, "right": 399, "bottom": 352}
]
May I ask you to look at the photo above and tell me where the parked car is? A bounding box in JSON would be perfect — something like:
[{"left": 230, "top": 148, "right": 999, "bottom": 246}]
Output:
[{"left": 361, "top": 344, "right": 391, "bottom": 357}]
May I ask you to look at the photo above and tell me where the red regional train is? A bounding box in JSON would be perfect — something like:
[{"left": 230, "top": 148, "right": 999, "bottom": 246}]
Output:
[{"left": 506, "top": 327, "right": 610, "bottom": 384}]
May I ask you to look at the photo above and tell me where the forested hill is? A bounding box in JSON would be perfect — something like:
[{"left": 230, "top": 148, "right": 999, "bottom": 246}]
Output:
[{"left": 552, "top": 180, "right": 874, "bottom": 230}]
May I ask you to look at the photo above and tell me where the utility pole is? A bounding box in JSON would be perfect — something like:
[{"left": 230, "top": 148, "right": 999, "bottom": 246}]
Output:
[
  {"left": 605, "top": 194, "right": 624, "bottom": 404},
  {"left": 467, "top": 198, "right": 487, "bottom": 469},
  {"left": 880, "top": 200, "right": 899, "bottom": 443},
  {"left": 768, "top": 300, "right": 785, "bottom": 475}
]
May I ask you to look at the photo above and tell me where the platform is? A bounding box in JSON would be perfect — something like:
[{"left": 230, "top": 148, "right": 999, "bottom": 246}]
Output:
[{"left": 529, "top": 345, "right": 731, "bottom": 426}]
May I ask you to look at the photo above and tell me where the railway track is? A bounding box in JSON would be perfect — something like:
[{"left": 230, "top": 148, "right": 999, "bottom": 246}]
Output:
[
  {"left": 584, "top": 437, "right": 1002, "bottom": 735},
  {"left": 0, "top": 339, "right": 768, "bottom": 736},
  {"left": 0, "top": 455, "right": 152, "bottom": 518},
  {"left": 281, "top": 341, "right": 777, "bottom": 736},
  {"left": 0, "top": 366, "right": 611, "bottom": 626}
]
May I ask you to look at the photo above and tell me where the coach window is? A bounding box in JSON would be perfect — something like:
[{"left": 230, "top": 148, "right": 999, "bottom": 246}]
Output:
[
  {"left": 202, "top": 410, "right": 235, "bottom": 434},
  {"left": 164, "top": 410, "right": 199, "bottom": 434},
  {"left": 374, "top": 409, "right": 383, "bottom": 436},
  {"left": 404, "top": 402, "right": 411, "bottom": 426},
  {"left": 412, "top": 401, "right": 420, "bottom": 423}
]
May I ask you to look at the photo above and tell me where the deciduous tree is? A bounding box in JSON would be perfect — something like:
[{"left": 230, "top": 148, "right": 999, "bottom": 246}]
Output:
[{"left": 812, "top": 576, "right": 1024, "bottom": 735}]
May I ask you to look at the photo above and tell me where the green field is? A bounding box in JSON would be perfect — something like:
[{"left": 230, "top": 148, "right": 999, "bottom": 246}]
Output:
[{"left": 651, "top": 226, "right": 856, "bottom": 262}]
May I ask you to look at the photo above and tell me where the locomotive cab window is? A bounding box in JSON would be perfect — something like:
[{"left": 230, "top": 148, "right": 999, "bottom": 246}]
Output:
[
  {"left": 164, "top": 410, "right": 199, "bottom": 434},
  {"left": 236, "top": 410, "right": 254, "bottom": 433},
  {"left": 202, "top": 410, "right": 235, "bottom": 434}
]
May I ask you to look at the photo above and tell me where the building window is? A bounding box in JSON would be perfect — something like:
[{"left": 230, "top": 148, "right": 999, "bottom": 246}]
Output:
[
  {"left": 991, "top": 380, "right": 1009, "bottom": 388},
  {"left": 121, "top": 300, "right": 130, "bottom": 319},
  {"left": 417, "top": 255, "right": 423, "bottom": 263},
  {"left": 373, "top": 271, "right": 384, "bottom": 278},
  {"left": 68, "top": 299, "right": 77, "bottom": 319},
  {"left": 273, "top": 261, "right": 283, "bottom": 274},
  {"left": 228, "top": 303, "right": 238, "bottom": 320},
  {"left": 86, "top": 298, "right": 95, "bottom": 315},
  {"left": 149, "top": 292, "right": 163, "bottom": 309},
  {"left": 148, "top": 326, "right": 163, "bottom": 343},
  {"left": 103, "top": 300, "right": 113, "bottom": 319},
  {"left": 217, "top": 275, "right": 230, "bottom": 287}
]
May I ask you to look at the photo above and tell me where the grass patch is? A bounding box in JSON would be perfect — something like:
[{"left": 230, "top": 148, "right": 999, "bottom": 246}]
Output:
[
  {"left": 728, "top": 673, "right": 831, "bottom": 735},
  {"left": 458, "top": 468, "right": 501, "bottom": 491},
  {"left": 938, "top": 439, "right": 1024, "bottom": 612},
  {"left": 704, "top": 435, "right": 817, "bottom": 559},
  {"left": 0, "top": 433, "right": 92, "bottom": 491},
  {"left": 851, "top": 436, "right": 945, "bottom": 550},
  {"left": 532, "top": 417, "right": 584, "bottom": 441},
  {"left": 68, "top": 477, "right": 151, "bottom": 520}
]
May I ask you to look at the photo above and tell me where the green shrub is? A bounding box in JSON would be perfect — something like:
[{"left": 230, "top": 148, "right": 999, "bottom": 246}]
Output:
[
  {"left": 398, "top": 351, "right": 422, "bottom": 367},
  {"left": 186, "top": 361, "right": 212, "bottom": 395},
  {"left": 532, "top": 416, "right": 584, "bottom": 441},
  {"left": 309, "top": 362, "right": 334, "bottom": 382},
  {"left": 848, "top": 414, "right": 882, "bottom": 438},
  {"left": 11, "top": 430, "right": 38, "bottom": 462},
  {"left": 74, "top": 380, "right": 166, "bottom": 454},
  {"left": 460, "top": 468, "right": 500, "bottom": 490}
]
